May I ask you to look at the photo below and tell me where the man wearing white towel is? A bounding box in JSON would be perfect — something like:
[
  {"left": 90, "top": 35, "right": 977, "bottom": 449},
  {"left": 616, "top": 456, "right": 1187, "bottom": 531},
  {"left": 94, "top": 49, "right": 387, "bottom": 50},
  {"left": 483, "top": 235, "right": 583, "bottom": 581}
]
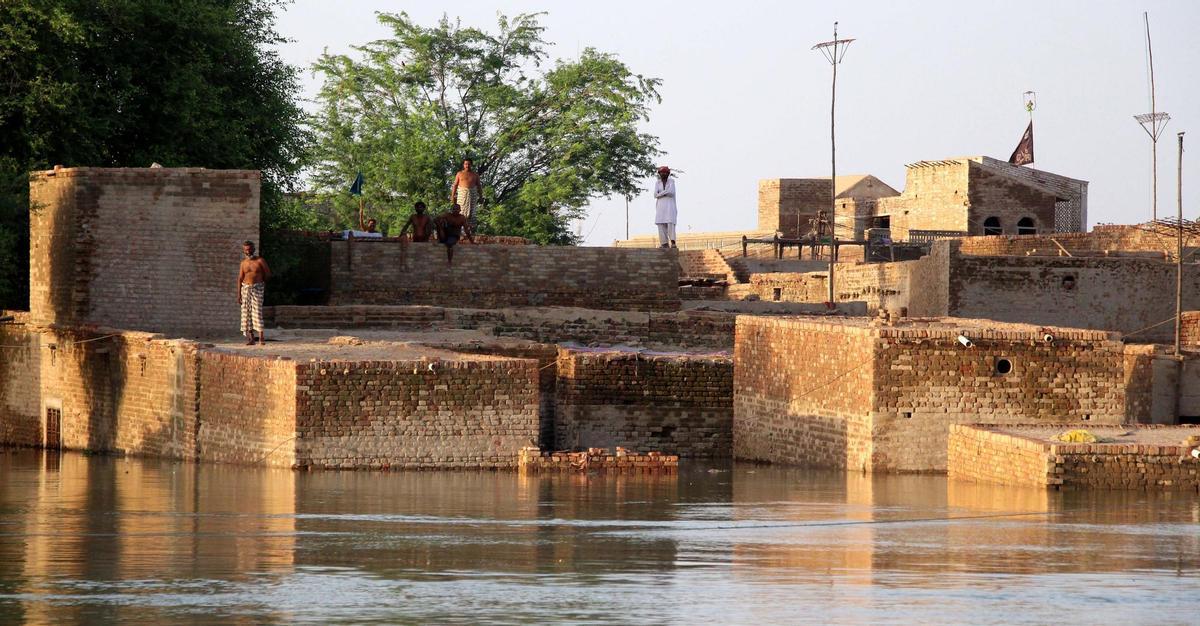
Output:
[{"left": 653, "top": 165, "right": 677, "bottom": 248}]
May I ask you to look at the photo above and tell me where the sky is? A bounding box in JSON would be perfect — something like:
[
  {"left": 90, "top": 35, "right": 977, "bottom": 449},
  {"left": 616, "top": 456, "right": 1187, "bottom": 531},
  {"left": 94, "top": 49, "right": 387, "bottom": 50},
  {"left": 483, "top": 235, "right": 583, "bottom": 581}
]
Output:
[{"left": 274, "top": 0, "right": 1199, "bottom": 245}]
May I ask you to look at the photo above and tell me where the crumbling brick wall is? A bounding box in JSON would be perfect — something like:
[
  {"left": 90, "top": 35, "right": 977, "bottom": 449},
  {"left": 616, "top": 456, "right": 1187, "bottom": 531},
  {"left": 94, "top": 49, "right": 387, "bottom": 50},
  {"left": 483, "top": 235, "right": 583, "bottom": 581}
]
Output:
[
  {"left": 0, "top": 316, "right": 40, "bottom": 446},
  {"left": 329, "top": 241, "right": 680, "bottom": 311},
  {"left": 294, "top": 358, "right": 539, "bottom": 469},
  {"left": 196, "top": 350, "right": 297, "bottom": 468},
  {"left": 29, "top": 167, "right": 260, "bottom": 337},
  {"left": 555, "top": 348, "right": 733, "bottom": 457}
]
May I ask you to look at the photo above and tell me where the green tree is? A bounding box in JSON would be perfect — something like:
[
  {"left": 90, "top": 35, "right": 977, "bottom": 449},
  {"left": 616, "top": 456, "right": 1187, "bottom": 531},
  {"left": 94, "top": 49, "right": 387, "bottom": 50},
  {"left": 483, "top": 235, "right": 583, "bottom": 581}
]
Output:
[
  {"left": 309, "top": 12, "right": 662, "bottom": 244},
  {"left": 0, "top": 0, "right": 309, "bottom": 309}
]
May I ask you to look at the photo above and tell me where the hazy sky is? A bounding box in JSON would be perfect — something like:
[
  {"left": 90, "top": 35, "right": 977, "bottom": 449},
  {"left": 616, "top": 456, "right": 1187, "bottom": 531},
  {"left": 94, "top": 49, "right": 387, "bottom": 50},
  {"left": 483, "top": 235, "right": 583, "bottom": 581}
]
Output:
[{"left": 275, "top": 0, "right": 1198, "bottom": 245}]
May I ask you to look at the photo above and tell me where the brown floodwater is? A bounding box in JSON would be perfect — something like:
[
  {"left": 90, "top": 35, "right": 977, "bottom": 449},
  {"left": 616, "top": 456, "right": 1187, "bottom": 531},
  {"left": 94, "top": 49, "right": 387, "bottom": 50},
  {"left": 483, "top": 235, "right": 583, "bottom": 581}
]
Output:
[{"left": 0, "top": 449, "right": 1197, "bottom": 624}]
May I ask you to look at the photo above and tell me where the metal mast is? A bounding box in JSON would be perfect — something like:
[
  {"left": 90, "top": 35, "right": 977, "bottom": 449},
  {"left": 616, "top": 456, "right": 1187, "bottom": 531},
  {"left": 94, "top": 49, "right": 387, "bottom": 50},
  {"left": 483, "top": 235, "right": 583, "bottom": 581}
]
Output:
[
  {"left": 1135, "top": 12, "right": 1170, "bottom": 221},
  {"left": 813, "top": 22, "right": 854, "bottom": 305}
]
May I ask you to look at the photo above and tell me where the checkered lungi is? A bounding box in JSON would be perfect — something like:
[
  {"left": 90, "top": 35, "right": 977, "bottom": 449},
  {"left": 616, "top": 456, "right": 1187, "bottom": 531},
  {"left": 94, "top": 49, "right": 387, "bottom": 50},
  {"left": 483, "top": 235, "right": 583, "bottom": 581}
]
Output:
[
  {"left": 456, "top": 186, "right": 480, "bottom": 223},
  {"left": 240, "top": 282, "right": 265, "bottom": 333}
]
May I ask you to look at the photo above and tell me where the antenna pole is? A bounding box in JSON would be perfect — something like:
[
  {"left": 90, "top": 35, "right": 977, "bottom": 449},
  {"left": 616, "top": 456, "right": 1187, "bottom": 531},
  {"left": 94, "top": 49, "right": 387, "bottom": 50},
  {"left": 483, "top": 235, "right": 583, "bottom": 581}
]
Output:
[
  {"left": 1176, "top": 131, "right": 1185, "bottom": 356},
  {"left": 813, "top": 23, "right": 854, "bottom": 306}
]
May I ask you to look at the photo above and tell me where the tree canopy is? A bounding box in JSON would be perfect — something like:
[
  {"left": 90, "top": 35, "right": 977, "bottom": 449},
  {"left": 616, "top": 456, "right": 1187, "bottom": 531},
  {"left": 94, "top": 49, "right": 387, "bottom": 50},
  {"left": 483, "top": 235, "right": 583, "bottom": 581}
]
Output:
[
  {"left": 308, "top": 12, "right": 662, "bottom": 244},
  {"left": 0, "top": 0, "right": 309, "bottom": 309}
]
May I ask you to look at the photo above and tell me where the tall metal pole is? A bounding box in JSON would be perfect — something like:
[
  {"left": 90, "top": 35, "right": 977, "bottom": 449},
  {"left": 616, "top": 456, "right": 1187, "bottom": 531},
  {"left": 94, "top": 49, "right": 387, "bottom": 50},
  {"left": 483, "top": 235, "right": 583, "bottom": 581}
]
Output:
[
  {"left": 1175, "top": 131, "right": 1185, "bottom": 356},
  {"left": 625, "top": 195, "right": 630, "bottom": 240},
  {"left": 1148, "top": 13, "right": 1158, "bottom": 221},
  {"left": 813, "top": 23, "right": 854, "bottom": 305}
]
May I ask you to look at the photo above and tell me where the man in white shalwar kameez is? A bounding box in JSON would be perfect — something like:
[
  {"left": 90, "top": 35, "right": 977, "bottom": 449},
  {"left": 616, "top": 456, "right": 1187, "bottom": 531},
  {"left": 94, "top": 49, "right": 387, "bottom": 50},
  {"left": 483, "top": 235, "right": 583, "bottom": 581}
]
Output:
[{"left": 653, "top": 165, "right": 677, "bottom": 248}]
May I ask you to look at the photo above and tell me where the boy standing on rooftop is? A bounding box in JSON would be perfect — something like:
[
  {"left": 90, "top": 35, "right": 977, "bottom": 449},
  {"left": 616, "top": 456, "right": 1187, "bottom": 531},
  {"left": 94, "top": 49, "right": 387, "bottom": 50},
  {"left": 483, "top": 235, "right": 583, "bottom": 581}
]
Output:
[{"left": 237, "top": 241, "right": 271, "bottom": 345}]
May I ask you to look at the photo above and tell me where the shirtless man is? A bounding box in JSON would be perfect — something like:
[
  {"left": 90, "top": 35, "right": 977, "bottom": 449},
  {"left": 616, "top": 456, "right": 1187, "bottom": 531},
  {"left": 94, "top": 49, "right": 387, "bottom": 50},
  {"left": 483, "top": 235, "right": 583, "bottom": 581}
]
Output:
[
  {"left": 398, "top": 201, "right": 435, "bottom": 242},
  {"left": 237, "top": 241, "right": 271, "bottom": 345},
  {"left": 435, "top": 204, "right": 474, "bottom": 265},
  {"left": 449, "top": 158, "right": 483, "bottom": 224}
]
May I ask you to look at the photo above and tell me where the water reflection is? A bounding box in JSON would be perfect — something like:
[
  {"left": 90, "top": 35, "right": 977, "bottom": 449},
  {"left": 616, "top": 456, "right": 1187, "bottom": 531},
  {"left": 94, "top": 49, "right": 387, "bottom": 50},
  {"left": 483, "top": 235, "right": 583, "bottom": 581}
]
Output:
[{"left": 0, "top": 451, "right": 1196, "bottom": 624}]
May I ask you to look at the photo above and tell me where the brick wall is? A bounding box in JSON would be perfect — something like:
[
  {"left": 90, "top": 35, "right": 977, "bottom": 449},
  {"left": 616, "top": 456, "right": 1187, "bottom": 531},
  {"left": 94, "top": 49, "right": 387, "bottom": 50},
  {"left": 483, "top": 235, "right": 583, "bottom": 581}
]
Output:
[
  {"left": 678, "top": 249, "right": 736, "bottom": 281},
  {"left": 758, "top": 179, "right": 832, "bottom": 237},
  {"left": 0, "top": 321, "right": 201, "bottom": 458},
  {"left": 954, "top": 224, "right": 1181, "bottom": 259},
  {"left": 555, "top": 348, "right": 733, "bottom": 457},
  {"left": 329, "top": 240, "right": 680, "bottom": 311},
  {"left": 733, "top": 317, "right": 1135, "bottom": 473},
  {"left": 949, "top": 425, "right": 1200, "bottom": 490},
  {"left": 270, "top": 305, "right": 736, "bottom": 350},
  {"left": 876, "top": 161, "right": 971, "bottom": 240},
  {"left": 966, "top": 161, "right": 1058, "bottom": 236},
  {"left": 295, "top": 358, "right": 539, "bottom": 469},
  {"left": 196, "top": 350, "right": 297, "bottom": 468},
  {"left": 733, "top": 317, "right": 876, "bottom": 470},
  {"left": 29, "top": 167, "right": 260, "bottom": 337},
  {"left": 871, "top": 325, "right": 1128, "bottom": 472}
]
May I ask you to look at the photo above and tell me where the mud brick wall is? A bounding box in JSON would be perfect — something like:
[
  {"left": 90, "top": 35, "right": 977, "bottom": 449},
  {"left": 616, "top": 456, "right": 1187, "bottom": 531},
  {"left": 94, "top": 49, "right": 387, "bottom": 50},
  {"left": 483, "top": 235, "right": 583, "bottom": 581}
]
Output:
[
  {"left": 1181, "top": 311, "right": 1200, "bottom": 347},
  {"left": 519, "top": 447, "right": 679, "bottom": 474},
  {"left": 733, "top": 317, "right": 875, "bottom": 470},
  {"left": 295, "top": 359, "right": 539, "bottom": 469},
  {"left": 870, "top": 325, "right": 1127, "bottom": 472},
  {"left": 554, "top": 349, "right": 733, "bottom": 457},
  {"left": 0, "top": 319, "right": 41, "bottom": 446},
  {"left": 0, "top": 322, "right": 201, "bottom": 458},
  {"left": 965, "top": 163, "right": 1058, "bottom": 237},
  {"left": 678, "top": 249, "right": 736, "bottom": 281},
  {"left": 29, "top": 167, "right": 260, "bottom": 336},
  {"left": 877, "top": 161, "right": 971, "bottom": 240},
  {"left": 329, "top": 241, "right": 680, "bottom": 311},
  {"left": 196, "top": 351, "right": 298, "bottom": 468}
]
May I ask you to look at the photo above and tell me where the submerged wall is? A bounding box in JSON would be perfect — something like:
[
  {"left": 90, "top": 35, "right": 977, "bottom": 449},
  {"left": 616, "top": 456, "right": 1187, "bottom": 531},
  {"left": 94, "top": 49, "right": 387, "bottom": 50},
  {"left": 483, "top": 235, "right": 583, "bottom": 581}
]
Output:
[{"left": 554, "top": 348, "right": 733, "bottom": 458}]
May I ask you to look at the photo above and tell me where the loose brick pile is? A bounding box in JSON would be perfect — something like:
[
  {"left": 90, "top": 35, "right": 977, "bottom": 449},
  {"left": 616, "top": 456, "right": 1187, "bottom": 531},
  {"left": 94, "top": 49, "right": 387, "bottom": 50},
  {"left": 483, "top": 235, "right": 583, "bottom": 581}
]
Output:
[
  {"left": 949, "top": 424, "right": 1200, "bottom": 490},
  {"left": 518, "top": 446, "right": 678, "bottom": 474},
  {"left": 555, "top": 347, "right": 733, "bottom": 458},
  {"left": 329, "top": 240, "right": 681, "bottom": 311},
  {"left": 29, "top": 167, "right": 259, "bottom": 337}
]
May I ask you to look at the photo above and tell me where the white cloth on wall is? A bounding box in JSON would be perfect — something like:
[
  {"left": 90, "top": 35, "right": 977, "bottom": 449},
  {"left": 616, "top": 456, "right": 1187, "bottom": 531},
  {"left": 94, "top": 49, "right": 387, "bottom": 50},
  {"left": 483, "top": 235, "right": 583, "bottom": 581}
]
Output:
[
  {"left": 657, "top": 223, "right": 676, "bottom": 246},
  {"left": 654, "top": 178, "right": 677, "bottom": 225}
]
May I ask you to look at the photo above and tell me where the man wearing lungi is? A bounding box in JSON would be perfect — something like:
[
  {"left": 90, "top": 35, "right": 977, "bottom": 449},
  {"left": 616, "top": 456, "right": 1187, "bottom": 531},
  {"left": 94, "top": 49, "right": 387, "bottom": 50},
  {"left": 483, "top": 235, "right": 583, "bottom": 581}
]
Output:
[
  {"left": 450, "top": 158, "right": 484, "bottom": 225},
  {"left": 237, "top": 241, "right": 271, "bottom": 345}
]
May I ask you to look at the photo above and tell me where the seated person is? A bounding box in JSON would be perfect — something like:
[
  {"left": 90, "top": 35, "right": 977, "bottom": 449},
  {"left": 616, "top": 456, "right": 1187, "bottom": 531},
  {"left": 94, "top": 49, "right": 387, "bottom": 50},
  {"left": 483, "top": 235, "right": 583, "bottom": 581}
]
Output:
[
  {"left": 398, "top": 202, "right": 435, "bottom": 242},
  {"left": 434, "top": 204, "right": 474, "bottom": 265}
]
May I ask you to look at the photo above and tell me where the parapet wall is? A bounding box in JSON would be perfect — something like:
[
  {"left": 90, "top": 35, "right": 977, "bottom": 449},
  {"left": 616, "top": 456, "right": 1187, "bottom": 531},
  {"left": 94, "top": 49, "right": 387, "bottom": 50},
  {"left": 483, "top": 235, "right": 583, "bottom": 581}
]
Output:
[
  {"left": 954, "top": 224, "right": 1182, "bottom": 259},
  {"left": 329, "top": 241, "right": 681, "bottom": 311},
  {"left": 29, "top": 167, "right": 260, "bottom": 337},
  {"left": 555, "top": 348, "right": 733, "bottom": 457},
  {"left": 197, "top": 351, "right": 298, "bottom": 467}
]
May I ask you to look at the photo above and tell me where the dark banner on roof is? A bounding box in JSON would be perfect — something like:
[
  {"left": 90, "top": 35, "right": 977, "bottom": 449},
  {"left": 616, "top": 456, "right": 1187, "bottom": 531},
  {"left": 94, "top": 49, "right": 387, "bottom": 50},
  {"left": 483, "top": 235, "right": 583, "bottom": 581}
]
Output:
[{"left": 1009, "top": 121, "right": 1034, "bottom": 166}]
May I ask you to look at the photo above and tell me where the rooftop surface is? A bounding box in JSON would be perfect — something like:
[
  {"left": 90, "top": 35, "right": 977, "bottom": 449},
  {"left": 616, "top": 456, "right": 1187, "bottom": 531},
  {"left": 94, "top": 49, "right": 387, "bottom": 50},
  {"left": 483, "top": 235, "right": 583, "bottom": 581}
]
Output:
[{"left": 988, "top": 425, "right": 1200, "bottom": 446}]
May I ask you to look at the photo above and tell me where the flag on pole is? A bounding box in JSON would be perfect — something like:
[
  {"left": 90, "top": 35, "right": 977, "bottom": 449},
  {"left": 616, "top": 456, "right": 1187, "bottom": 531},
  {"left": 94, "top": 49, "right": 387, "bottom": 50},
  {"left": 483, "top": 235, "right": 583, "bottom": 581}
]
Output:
[
  {"left": 1008, "top": 122, "right": 1034, "bottom": 166},
  {"left": 349, "top": 171, "right": 364, "bottom": 196}
]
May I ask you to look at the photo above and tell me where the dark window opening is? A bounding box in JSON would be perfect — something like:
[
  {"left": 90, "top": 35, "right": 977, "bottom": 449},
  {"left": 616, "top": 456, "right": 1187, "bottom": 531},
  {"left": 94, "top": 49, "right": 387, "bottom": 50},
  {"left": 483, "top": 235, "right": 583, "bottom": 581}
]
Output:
[
  {"left": 983, "top": 217, "right": 1002, "bottom": 236},
  {"left": 870, "top": 215, "right": 891, "bottom": 229},
  {"left": 994, "top": 358, "right": 1013, "bottom": 375},
  {"left": 1061, "top": 275, "right": 1077, "bottom": 291},
  {"left": 772, "top": 287, "right": 782, "bottom": 302},
  {"left": 1017, "top": 217, "right": 1037, "bottom": 235}
]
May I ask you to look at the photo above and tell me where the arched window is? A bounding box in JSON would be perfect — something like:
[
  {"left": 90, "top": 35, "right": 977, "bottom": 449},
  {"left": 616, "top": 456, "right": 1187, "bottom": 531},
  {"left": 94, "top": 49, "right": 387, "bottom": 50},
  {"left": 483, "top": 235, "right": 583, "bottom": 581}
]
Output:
[
  {"left": 983, "top": 216, "right": 1002, "bottom": 236},
  {"left": 1017, "top": 217, "right": 1037, "bottom": 235}
]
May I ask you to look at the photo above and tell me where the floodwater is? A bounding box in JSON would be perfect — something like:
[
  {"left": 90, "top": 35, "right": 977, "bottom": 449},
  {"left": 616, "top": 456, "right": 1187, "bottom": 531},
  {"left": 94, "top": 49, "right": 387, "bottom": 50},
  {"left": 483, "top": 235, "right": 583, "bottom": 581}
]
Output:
[{"left": 0, "top": 451, "right": 1197, "bottom": 625}]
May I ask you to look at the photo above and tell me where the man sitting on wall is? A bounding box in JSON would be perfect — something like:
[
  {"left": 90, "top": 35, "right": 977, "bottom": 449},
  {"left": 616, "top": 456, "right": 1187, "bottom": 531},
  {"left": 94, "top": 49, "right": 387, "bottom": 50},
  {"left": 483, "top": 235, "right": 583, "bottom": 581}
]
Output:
[
  {"left": 398, "top": 201, "right": 435, "bottom": 242},
  {"left": 237, "top": 241, "right": 271, "bottom": 345},
  {"left": 435, "top": 204, "right": 474, "bottom": 265}
]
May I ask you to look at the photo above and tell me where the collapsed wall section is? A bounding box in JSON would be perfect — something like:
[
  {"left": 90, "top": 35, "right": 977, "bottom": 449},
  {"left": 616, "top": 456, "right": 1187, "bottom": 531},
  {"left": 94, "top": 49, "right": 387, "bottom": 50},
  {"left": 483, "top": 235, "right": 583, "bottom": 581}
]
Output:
[
  {"left": 294, "top": 358, "right": 540, "bottom": 469},
  {"left": 733, "top": 317, "right": 876, "bottom": 470},
  {"left": 554, "top": 348, "right": 733, "bottom": 457},
  {"left": 29, "top": 167, "right": 260, "bottom": 337},
  {"left": 329, "top": 241, "right": 681, "bottom": 311}
]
